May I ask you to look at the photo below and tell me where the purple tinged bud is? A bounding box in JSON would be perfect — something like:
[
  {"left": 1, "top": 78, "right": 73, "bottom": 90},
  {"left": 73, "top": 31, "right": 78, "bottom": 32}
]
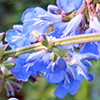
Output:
[
  {"left": 5, "top": 81, "right": 14, "bottom": 97},
  {"left": 10, "top": 81, "right": 22, "bottom": 92},
  {"left": 47, "top": 4, "right": 59, "bottom": 14}
]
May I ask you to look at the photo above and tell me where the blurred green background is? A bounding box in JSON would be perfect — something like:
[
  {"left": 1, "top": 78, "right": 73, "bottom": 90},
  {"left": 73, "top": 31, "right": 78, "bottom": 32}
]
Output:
[{"left": 0, "top": 0, "right": 100, "bottom": 100}]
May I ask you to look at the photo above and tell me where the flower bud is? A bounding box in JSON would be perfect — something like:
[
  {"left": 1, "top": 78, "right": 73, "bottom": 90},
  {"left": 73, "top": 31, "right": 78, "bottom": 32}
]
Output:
[
  {"left": 10, "top": 81, "right": 22, "bottom": 92},
  {"left": 5, "top": 81, "right": 14, "bottom": 97}
]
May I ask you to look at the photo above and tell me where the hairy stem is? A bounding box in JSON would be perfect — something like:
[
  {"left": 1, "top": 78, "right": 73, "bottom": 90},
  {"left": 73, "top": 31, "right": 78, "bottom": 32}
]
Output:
[{"left": 3, "top": 33, "right": 100, "bottom": 58}]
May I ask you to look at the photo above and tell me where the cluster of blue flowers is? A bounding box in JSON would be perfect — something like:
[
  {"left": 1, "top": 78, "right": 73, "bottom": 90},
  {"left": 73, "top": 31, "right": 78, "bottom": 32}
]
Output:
[{"left": 5, "top": 0, "right": 100, "bottom": 98}]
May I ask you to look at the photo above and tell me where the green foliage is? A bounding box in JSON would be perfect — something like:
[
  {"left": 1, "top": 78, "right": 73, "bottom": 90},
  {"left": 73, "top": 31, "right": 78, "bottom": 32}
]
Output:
[{"left": 0, "top": 0, "right": 56, "bottom": 32}]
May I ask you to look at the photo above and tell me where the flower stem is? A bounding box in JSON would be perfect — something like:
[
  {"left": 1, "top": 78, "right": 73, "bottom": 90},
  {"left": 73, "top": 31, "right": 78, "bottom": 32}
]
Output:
[
  {"left": 3, "top": 33, "right": 100, "bottom": 58},
  {"left": 54, "top": 33, "right": 100, "bottom": 46}
]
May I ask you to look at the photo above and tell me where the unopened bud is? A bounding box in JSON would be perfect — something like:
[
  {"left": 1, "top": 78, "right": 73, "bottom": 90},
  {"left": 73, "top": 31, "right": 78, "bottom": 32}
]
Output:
[
  {"left": 5, "top": 81, "right": 14, "bottom": 97},
  {"left": 10, "top": 81, "right": 22, "bottom": 92}
]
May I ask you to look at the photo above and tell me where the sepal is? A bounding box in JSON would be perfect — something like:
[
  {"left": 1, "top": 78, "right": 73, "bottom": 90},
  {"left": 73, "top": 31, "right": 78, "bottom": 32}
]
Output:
[
  {"left": 52, "top": 47, "right": 66, "bottom": 58},
  {"left": 2, "top": 61, "right": 15, "bottom": 68}
]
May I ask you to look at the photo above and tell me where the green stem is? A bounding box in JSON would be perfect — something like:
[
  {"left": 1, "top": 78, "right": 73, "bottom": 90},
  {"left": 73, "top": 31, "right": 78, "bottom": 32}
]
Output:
[
  {"left": 3, "top": 33, "right": 100, "bottom": 58},
  {"left": 54, "top": 33, "right": 100, "bottom": 46},
  {"left": 3, "top": 43, "right": 44, "bottom": 58}
]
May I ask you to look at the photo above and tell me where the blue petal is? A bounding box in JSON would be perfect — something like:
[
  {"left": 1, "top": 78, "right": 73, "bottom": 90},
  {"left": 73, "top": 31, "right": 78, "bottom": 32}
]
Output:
[
  {"left": 47, "top": 31, "right": 61, "bottom": 38},
  {"left": 21, "top": 8, "right": 35, "bottom": 22},
  {"left": 81, "top": 60, "right": 92, "bottom": 67},
  {"left": 33, "top": 59, "right": 48, "bottom": 73},
  {"left": 11, "top": 63, "right": 32, "bottom": 82},
  {"left": 16, "top": 67, "right": 31, "bottom": 81},
  {"left": 66, "top": 65, "right": 75, "bottom": 80},
  {"left": 54, "top": 84, "right": 68, "bottom": 98},
  {"left": 26, "top": 50, "right": 46, "bottom": 63},
  {"left": 6, "top": 28, "right": 30, "bottom": 49},
  {"left": 10, "top": 54, "right": 38, "bottom": 81},
  {"left": 75, "top": 63, "right": 94, "bottom": 81},
  {"left": 54, "top": 57, "right": 67, "bottom": 70},
  {"left": 47, "top": 4, "right": 59, "bottom": 14},
  {"left": 68, "top": 80, "right": 81, "bottom": 95},
  {"left": 6, "top": 30, "right": 20, "bottom": 43},
  {"left": 21, "top": 7, "right": 46, "bottom": 22},
  {"left": 82, "top": 53, "right": 99, "bottom": 61},
  {"left": 31, "top": 69, "right": 39, "bottom": 77},
  {"left": 46, "top": 70, "right": 65, "bottom": 83},
  {"left": 53, "top": 22, "right": 68, "bottom": 31},
  {"left": 73, "top": 66, "right": 84, "bottom": 81},
  {"left": 80, "top": 42, "right": 99, "bottom": 55},
  {"left": 57, "top": 0, "right": 83, "bottom": 13},
  {"left": 13, "top": 25, "right": 23, "bottom": 33},
  {"left": 23, "top": 20, "right": 50, "bottom": 33},
  {"left": 39, "top": 12, "right": 62, "bottom": 23},
  {"left": 42, "top": 53, "right": 51, "bottom": 64},
  {"left": 86, "top": 73, "right": 94, "bottom": 81}
]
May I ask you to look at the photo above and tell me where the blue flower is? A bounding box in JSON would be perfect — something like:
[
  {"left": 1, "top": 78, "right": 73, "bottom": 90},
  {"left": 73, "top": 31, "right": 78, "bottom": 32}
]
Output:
[
  {"left": 53, "top": 51, "right": 98, "bottom": 98},
  {"left": 10, "top": 50, "right": 47, "bottom": 81},
  {"left": 48, "top": 13, "right": 83, "bottom": 40},
  {"left": 54, "top": 65, "right": 83, "bottom": 98},
  {"left": 6, "top": 25, "right": 32, "bottom": 49},
  {"left": 44, "top": 57, "right": 66, "bottom": 83},
  {"left": 48, "top": 17, "right": 81, "bottom": 49},
  {"left": 56, "top": 0, "right": 83, "bottom": 13},
  {"left": 21, "top": 6, "right": 62, "bottom": 34},
  {"left": 10, "top": 53, "right": 32, "bottom": 81},
  {"left": 66, "top": 52, "right": 98, "bottom": 81}
]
